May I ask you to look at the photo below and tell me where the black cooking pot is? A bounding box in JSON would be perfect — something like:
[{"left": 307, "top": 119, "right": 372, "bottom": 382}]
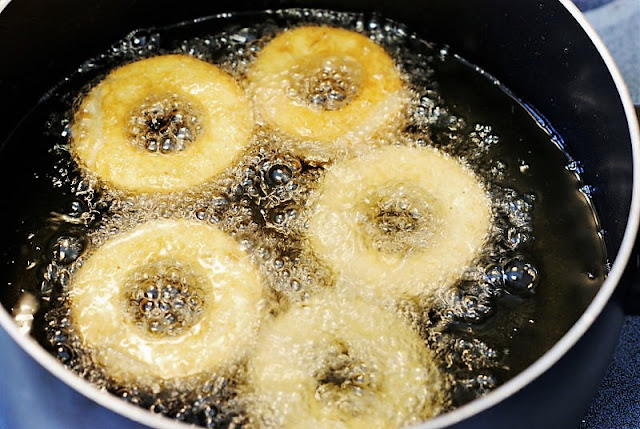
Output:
[{"left": 0, "top": 0, "right": 638, "bottom": 428}]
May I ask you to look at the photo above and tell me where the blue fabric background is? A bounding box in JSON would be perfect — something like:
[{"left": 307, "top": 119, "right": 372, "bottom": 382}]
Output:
[
  {"left": 574, "top": 0, "right": 640, "bottom": 428},
  {"left": 0, "top": 0, "right": 638, "bottom": 428}
]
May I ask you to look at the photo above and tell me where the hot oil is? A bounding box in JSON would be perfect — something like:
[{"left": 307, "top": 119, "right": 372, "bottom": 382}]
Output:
[{"left": 0, "top": 8, "right": 607, "bottom": 428}]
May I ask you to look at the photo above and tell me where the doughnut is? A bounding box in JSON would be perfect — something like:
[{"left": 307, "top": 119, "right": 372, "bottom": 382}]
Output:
[
  {"left": 69, "top": 219, "right": 264, "bottom": 384},
  {"left": 307, "top": 145, "right": 491, "bottom": 300},
  {"left": 245, "top": 294, "right": 447, "bottom": 428},
  {"left": 247, "top": 26, "right": 408, "bottom": 159},
  {"left": 71, "top": 54, "right": 254, "bottom": 193}
]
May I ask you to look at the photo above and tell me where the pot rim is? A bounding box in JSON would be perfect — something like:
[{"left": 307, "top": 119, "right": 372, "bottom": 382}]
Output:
[{"left": 0, "top": 0, "right": 638, "bottom": 428}]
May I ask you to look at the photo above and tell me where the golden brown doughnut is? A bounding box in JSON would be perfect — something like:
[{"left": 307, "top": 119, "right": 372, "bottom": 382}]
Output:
[
  {"left": 71, "top": 54, "right": 254, "bottom": 193},
  {"left": 69, "top": 219, "right": 264, "bottom": 384},
  {"left": 247, "top": 26, "right": 408, "bottom": 159},
  {"left": 307, "top": 145, "right": 491, "bottom": 301},
  {"left": 245, "top": 293, "right": 447, "bottom": 428}
]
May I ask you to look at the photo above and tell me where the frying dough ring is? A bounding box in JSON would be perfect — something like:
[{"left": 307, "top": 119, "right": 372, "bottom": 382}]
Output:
[
  {"left": 246, "top": 294, "right": 446, "bottom": 428},
  {"left": 71, "top": 54, "right": 253, "bottom": 193},
  {"left": 69, "top": 219, "right": 264, "bottom": 384},
  {"left": 247, "top": 26, "right": 408, "bottom": 157},
  {"left": 307, "top": 145, "right": 491, "bottom": 300}
]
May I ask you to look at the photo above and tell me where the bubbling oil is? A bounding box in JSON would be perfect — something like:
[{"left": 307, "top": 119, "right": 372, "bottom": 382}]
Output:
[{"left": 0, "top": 8, "right": 607, "bottom": 429}]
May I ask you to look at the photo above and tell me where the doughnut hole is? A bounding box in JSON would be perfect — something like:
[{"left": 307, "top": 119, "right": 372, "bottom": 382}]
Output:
[
  {"left": 123, "top": 259, "right": 206, "bottom": 337},
  {"left": 360, "top": 186, "right": 442, "bottom": 256},
  {"left": 287, "top": 57, "right": 363, "bottom": 111},
  {"left": 128, "top": 94, "right": 203, "bottom": 153}
]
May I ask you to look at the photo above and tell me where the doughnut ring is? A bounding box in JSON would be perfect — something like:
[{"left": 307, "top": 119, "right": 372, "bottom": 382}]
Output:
[
  {"left": 69, "top": 219, "right": 264, "bottom": 384},
  {"left": 245, "top": 294, "right": 447, "bottom": 428},
  {"left": 71, "top": 54, "right": 254, "bottom": 193},
  {"left": 247, "top": 26, "right": 408, "bottom": 158},
  {"left": 307, "top": 145, "right": 491, "bottom": 300}
]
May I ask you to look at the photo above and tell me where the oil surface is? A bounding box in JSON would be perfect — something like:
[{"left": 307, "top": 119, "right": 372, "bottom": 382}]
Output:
[{"left": 0, "top": 8, "right": 607, "bottom": 428}]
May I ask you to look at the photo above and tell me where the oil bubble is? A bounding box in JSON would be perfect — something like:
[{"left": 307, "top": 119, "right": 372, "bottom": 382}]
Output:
[
  {"left": 504, "top": 259, "right": 537, "bottom": 295},
  {"left": 267, "top": 164, "right": 293, "bottom": 186},
  {"left": 51, "top": 236, "right": 85, "bottom": 265},
  {"left": 54, "top": 343, "right": 75, "bottom": 364}
]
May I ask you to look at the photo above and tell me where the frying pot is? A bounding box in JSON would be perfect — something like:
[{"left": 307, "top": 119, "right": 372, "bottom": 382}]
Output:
[{"left": 0, "top": 0, "right": 638, "bottom": 428}]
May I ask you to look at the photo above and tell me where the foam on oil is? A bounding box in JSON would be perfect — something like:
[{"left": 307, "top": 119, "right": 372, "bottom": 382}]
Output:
[{"left": 0, "top": 8, "right": 608, "bottom": 428}]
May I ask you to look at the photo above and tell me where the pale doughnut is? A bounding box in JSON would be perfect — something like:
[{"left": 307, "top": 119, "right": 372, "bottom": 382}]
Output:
[
  {"left": 71, "top": 54, "right": 253, "bottom": 193},
  {"left": 245, "top": 294, "right": 447, "bottom": 428},
  {"left": 307, "top": 145, "right": 491, "bottom": 300},
  {"left": 247, "top": 26, "right": 408, "bottom": 158},
  {"left": 69, "top": 219, "right": 264, "bottom": 384}
]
